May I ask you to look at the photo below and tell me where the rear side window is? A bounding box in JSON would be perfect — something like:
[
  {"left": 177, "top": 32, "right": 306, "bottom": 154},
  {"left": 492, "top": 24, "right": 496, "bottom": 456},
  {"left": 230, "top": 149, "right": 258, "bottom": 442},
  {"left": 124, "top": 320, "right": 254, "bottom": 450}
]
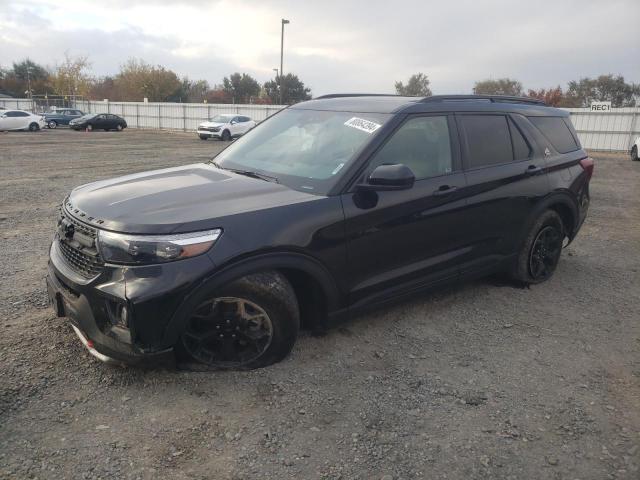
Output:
[
  {"left": 460, "top": 115, "right": 513, "bottom": 168},
  {"left": 509, "top": 118, "right": 532, "bottom": 160},
  {"left": 528, "top": 116, "right": 579, "bottom": 153}
]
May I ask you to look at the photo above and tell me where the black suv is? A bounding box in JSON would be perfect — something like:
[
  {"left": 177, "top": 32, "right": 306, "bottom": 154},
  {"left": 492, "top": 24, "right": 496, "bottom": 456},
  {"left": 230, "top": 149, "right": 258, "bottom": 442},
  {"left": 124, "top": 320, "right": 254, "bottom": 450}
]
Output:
[{"left": 46, "top": 94, "right": 593, "bottom": 369}]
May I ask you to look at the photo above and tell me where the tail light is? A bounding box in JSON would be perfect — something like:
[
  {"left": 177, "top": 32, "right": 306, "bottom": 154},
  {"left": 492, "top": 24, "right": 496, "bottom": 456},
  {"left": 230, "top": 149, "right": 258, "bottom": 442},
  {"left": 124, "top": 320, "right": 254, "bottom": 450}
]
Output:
[{"left": 579, "top": 157, "right": 594, "bottom": 181}]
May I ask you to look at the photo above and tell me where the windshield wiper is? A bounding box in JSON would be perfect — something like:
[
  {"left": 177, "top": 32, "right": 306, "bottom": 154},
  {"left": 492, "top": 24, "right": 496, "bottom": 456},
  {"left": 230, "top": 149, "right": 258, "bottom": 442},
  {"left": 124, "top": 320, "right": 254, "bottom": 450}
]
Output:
[{"left": 211, "top": 162, "right": 279, "bottom": 183}]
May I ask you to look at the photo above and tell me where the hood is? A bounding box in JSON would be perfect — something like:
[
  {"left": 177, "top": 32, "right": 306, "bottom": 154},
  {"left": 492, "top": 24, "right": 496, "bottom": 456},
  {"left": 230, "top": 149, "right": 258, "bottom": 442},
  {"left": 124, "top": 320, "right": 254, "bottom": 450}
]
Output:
[
  {"left": 199, "top": 121, "right": 226, "bottom": 128},
  {"left": 67, "top": 163, "right": 319, "bottom": 234}
]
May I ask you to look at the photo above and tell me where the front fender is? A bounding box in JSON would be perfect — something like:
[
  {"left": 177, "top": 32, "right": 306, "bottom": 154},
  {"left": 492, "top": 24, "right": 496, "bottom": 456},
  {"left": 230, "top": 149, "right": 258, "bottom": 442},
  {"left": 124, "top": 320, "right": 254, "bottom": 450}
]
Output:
[{"left": 162, "top": 251, "right": 342, "bottom": 345}]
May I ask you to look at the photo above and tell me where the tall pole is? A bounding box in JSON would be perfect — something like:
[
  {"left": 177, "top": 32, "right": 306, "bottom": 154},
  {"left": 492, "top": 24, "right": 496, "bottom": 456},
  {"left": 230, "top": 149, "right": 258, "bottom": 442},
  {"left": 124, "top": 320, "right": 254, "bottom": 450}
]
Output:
[{"left": 280, "top": 19, "right": 289, "bottom": 105}]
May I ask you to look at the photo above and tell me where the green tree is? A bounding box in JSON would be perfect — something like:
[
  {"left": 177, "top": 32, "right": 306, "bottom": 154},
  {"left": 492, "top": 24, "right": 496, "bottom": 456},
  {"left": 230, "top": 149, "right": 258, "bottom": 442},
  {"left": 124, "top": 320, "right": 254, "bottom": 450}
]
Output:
[
  {"left": 564, "top": 75, "right": 639, "bottom": 107},
  {"left": 473, "top": 78, "right": 523, "bottom": 96},
  {"left": 114, "top": 59, "right": 181, "bottom": 101},
  {"left": 263, "top": 73, "right": 311, "bottom": 105},
  {"left": 394, "top": 73, "right": 432, "bottom": 96},
  {"left": 172, "top": 78, "right": 211, "bottom": 103},
  {"left": 0, "top": 59, "right": 50, "bottom": 97},
  {"left": 222, "top": 73, "right": 261, "bottom": 103}
]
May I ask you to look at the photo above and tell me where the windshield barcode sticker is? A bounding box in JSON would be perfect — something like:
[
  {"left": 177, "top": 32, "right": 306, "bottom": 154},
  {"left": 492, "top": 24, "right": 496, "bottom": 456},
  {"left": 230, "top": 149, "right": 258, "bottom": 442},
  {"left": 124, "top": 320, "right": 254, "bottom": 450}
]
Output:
[{"left": 344, "top": 117, "right": 382, "bottom": 134}]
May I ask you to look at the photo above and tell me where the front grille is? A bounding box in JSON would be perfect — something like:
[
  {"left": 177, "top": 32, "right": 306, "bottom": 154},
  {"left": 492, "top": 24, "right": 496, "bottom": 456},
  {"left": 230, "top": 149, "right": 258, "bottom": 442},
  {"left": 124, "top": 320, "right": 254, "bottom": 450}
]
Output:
[{"left": 57, "top": 207, "right": 105, "bottom": 278}]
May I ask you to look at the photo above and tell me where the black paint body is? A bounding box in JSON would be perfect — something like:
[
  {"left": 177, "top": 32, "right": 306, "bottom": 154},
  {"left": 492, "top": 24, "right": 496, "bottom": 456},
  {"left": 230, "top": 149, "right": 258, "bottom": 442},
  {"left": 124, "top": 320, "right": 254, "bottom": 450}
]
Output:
[{"left": 46, "top": 96, "right": 591, "bottom": 363}]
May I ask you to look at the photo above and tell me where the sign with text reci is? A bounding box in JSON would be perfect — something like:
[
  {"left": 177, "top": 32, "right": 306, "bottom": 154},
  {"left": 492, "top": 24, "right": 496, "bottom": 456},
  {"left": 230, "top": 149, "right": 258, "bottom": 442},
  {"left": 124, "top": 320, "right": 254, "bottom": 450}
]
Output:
[{"left": 590, "top": 101, "right": 611, "bottom": 112}]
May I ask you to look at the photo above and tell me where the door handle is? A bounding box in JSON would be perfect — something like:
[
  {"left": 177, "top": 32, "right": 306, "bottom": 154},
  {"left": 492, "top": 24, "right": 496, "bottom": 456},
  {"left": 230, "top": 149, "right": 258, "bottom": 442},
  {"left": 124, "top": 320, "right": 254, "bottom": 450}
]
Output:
[
  {"left": 433, "top": 185, "right": 458, "bottom": 196},
  {"left": 525, "top": 165, "right": 543, "bottom": 176}
]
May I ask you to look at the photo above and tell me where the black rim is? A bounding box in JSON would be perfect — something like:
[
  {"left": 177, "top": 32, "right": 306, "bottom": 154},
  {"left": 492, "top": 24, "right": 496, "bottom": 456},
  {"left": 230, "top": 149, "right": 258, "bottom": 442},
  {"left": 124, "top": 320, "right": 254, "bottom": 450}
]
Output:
[
  {"left": 529, "top": 225, "right": 563, "bottom": 280},
  {"left": 182, "top": 297, "right": 273, "bottom": 367}
]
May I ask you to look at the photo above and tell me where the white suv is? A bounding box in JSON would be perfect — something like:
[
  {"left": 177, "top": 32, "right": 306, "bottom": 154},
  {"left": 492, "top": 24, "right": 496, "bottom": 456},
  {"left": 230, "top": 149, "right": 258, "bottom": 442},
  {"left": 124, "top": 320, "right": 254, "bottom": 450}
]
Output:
[
  {"left": 197, "top": 114, "right": 256, "bottom": 141},
  {"left": 0, "top": 109, "right": 45, "bottom": 132},
  {"left": 631, "top": 136, "right": 639, "bottom": 161}
]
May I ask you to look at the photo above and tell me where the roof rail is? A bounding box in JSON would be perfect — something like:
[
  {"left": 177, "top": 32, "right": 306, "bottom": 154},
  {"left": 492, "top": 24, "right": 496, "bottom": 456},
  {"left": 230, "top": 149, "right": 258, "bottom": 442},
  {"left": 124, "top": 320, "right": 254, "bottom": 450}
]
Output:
[
  {"left": 420, "top": 95, "right": 546, "bottom": 106},
  {"left": 314, "top": 93, "right": 403, "bottom": 100}
]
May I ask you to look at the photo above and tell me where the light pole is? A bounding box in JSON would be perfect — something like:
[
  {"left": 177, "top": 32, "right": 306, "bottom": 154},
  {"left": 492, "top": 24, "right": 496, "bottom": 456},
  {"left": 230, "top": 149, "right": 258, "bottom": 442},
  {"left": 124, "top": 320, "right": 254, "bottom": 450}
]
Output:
[
  {"left": 280, "top": 19, "right": 289, "bottom": 105},
  {"left": 273, "top": 68, "right": 279, "bottom": 101}
]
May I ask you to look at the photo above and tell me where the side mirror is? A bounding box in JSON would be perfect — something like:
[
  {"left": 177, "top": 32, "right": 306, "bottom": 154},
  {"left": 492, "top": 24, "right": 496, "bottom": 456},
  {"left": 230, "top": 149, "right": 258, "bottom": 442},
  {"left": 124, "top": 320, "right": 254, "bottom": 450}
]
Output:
[
  {"left": 230, "top": 120, "right": 237, "bottom": 125},
  {"left": 356, "top": 164, "right": 415, "bottom": 191}
]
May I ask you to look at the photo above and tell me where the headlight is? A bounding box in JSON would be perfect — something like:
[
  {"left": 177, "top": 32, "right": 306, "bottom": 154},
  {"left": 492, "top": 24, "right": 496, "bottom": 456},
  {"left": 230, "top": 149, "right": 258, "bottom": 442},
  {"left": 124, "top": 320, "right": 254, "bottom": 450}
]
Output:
[
  {"left": 97, "top": 229, "right": 222, "bottom": 265},
  {"left": 212, "top": 127, "right": 221, "bottom": 132}
]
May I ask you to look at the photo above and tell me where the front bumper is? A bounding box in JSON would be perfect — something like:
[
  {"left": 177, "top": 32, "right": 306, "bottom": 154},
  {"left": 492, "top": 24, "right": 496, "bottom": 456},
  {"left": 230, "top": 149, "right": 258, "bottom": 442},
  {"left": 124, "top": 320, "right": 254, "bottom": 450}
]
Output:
[
  {"left": 46, "top": 239, "right": 214, "bottom": 366},
  {"left": 197, "top": 129, "right": 221, "bottom": 138}
]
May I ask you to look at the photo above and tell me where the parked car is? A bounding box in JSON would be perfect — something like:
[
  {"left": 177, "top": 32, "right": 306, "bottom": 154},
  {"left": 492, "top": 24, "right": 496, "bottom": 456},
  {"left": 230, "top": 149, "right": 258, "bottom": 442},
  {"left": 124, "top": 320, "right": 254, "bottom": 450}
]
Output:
[
  {"left": 44, "top": 108, "right": 85, "bottom": 129},
  {"left": 0, "top": 109, "right": 45, "bottom": 131},
  {"left": 631, "top": 136, "right": 639, "bottom": 161},
  {"left": 69, "top": 113, "right": 127, "bottom": 131},
  {"left": 47, "top": 94, "right": 593, "bottom": 370},
  {"left": 196, "top": 114, "right": 256, "bottom": 141}
]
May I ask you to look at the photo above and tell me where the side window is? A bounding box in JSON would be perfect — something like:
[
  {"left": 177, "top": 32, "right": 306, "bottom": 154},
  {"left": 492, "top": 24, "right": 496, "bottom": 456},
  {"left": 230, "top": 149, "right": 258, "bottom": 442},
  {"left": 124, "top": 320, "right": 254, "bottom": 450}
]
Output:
[
  {"left": 508, "top": 118, "right": 532, "bottom": 160},
  {"left": 369, "top": 116, "right": 452, "bottom": 180},
  {"left": 5, "top": 111, "right": 18, "bottom": 117},
  {"left": 16, "top": 111, "right": 30, "bottom": 117},
  {"left": 528, "top": 116, "right": 579, "bottom": 154},
  {"left": 460, "top": 115, "right": 513, "bottom": 168}
]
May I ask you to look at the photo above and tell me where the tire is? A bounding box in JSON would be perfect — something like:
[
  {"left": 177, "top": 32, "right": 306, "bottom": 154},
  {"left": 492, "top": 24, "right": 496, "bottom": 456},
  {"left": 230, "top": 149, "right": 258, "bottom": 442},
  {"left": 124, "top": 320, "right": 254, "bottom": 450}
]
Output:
[
  {"left": 104, "top": 128, "right": 110, "bottom": 131},
  {"left": 116, "top": 124, "right": 124, "bottom": 131},
  {"left": 511, "top": 210, "right": 565, "bottom": 284},
  {"left": 28, "top": 122, "right": 39, "bottom": 132},
  {"left": 177, "top": 271, "right": 299, "bottom": 370},
  {"left": 199, "top": 134, "right": 208, "bottom": 140},
  {"left": 632, "top": 146, "right": 639, "bottom": 161},
  {"left": 47, "top": 120, "right": 57, "bottom": 129},
  {"left": 86, "top": 124, "right": 93, "bottom": 132},
  {"left": 221, "top": 129, "right": 231, "bottom": 141}
]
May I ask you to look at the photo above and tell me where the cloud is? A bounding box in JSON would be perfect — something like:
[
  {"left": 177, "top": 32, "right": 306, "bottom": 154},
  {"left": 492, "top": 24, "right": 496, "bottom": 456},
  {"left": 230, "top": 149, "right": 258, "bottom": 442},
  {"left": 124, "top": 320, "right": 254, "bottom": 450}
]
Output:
[{"left": 0, "top": 0, "right": 638, "bottom": 95}]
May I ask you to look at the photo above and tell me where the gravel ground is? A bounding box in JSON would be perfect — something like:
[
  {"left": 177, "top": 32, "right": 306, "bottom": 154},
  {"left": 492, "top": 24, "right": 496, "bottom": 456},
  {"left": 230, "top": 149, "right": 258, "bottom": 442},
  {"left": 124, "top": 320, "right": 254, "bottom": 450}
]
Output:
[{"left": 0, "top": 129, "right": 638, "bottom": 480}]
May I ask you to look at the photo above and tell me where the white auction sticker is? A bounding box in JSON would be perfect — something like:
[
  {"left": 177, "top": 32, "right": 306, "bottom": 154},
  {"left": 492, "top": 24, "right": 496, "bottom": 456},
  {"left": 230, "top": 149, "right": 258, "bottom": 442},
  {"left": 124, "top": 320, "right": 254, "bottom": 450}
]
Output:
[{"left": 344, "top": 117, "right": 382, "bottom": 134}]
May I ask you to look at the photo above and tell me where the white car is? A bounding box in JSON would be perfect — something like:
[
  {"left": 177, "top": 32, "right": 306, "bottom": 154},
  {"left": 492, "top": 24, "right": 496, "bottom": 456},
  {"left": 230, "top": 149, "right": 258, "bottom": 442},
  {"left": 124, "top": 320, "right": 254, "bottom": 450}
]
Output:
[
  {"left": 196, "top": 114, "right": 256, "bottom": 141},
  {"left": 0, "top": 109, "right": 45, "bottom": 132},
  {"left": 631, "top": 136, "right": 639, "bottom": 161}
]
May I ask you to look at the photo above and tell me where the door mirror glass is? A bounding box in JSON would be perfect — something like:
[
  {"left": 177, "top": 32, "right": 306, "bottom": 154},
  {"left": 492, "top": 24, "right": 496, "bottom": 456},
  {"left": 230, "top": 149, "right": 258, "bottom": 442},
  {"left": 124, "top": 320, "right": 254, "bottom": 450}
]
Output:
[{"left": 358, "top": 164, "right": 415, "bottom": 191}]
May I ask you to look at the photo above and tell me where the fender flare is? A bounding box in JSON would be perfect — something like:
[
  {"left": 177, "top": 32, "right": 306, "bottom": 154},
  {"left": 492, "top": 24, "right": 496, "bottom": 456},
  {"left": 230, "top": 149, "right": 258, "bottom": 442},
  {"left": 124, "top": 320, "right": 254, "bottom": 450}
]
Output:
[
  {"left": 516, "top": 192, "right": 579, "bottom": 248},
  {"left": 162, "top": 251, "right": 342, "bottom": 344}
]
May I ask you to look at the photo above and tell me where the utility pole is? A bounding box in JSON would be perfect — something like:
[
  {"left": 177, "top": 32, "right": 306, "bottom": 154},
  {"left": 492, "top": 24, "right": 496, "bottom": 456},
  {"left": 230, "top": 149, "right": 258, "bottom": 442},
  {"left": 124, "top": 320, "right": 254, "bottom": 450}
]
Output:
[{"left": 280, "top": 19, "right": 289, "bottom": 105}]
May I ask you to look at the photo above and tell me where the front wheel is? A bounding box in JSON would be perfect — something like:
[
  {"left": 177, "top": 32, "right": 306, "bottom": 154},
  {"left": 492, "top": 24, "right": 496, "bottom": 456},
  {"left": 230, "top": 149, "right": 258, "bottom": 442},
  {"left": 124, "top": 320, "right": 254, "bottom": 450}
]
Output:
[
  {"left": 47, "top": 120, "right": 57, "bottom": 129},
  {"left": 28, "top": 122, "right": 40, "bottom": 132},
  {"left": 632, "top": 146, "right": 639, "bottom": 161},
  {"left": 116, "top": 124, "right": 124, "bottom": 131},
  {"left": 199, "top": 134, "right": 208, "bottom": 140},
  {"left": 511, "top": 210, "right": 564, "bottom": 284},
  {"left": 86, "top": 124, "right": 93, "bottom": 132},
  {"left": 221, "top": 129, "right": 231, "bottom": 141},
  {"left": 177, "top": 271, "right": 299, "bottom": 370}
]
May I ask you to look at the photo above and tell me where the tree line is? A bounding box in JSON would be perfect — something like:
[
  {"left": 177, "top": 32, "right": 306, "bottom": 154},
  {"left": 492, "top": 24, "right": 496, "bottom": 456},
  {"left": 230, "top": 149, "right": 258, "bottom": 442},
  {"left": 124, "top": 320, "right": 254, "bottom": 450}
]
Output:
[
  {"left": 0, "top": 55, "right": 312, "bottom": 105},
  {"left": 395, "top": 73, "right": 640, "bottom": 107}
]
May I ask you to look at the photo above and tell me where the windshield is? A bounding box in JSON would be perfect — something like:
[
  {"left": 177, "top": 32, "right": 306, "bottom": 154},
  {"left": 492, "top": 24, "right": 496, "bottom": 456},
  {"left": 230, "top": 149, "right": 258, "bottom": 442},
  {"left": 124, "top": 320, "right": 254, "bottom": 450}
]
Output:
[
  {"left": 212, "top": 108, "right": 390, "bottom": 194},
  {"left": 209, "top": 115, "right": 234, "bottom": 123}
]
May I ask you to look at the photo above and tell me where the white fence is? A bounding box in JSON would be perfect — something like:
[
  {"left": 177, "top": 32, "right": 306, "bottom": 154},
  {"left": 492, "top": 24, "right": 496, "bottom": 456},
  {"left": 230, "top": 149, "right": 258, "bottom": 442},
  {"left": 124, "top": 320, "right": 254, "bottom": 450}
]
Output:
[{"left": 1, "top": 98, "right": 638, "bottom": 152}]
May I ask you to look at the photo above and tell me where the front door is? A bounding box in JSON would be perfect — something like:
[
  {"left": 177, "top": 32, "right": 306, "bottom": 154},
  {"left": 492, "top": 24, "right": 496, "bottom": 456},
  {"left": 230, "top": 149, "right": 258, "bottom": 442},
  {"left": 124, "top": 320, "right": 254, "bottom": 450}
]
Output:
[{"left": 342, "top": 114, "right": 469, "bottom": 307}]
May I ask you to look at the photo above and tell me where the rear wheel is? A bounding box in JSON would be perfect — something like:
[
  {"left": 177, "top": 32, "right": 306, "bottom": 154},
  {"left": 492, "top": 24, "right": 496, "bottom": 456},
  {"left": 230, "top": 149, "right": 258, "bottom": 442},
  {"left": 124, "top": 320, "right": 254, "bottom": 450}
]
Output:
[
  {"left": 221, "top": 129, "right": 231, "bottom": 141},
  {"left": 511, "top": 210, "right": 564, "bottom": 284},
  {"left": 28, "top": 122, "right": 39, "bottom": 132},
  {"left": 47, "top": 120, "right": 58, "bottom": 129},
  {"left": 632, "top": 146, "right": 639, "bottom": 161},
  {"left": 177, "top": 271, "right": 299, "bottom": 370}
]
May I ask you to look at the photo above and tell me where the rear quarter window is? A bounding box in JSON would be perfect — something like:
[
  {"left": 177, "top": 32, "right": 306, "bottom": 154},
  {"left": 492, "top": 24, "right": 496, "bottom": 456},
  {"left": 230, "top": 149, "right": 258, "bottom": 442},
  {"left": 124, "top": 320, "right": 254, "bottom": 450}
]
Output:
[{"left": 528, "top": 116, "right": 579, "bottom": 154}]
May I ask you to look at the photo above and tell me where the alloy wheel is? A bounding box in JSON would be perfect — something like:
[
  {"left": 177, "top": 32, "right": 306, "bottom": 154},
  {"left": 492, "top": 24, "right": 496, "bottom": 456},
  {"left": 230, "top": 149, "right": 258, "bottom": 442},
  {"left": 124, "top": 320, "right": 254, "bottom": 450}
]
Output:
[
  {"left": 182, "top": 296, "right": 274, "bottom": 368},
  {"left": 528, "top": 225, "right": 562, "bottom": 281}
]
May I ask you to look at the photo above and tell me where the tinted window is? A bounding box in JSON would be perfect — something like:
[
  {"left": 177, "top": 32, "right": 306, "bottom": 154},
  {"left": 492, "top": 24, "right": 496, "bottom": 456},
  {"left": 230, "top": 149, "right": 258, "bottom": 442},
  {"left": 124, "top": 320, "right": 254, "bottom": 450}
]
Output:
[
  {"left": 528, "top": 116, "right": 579, "bottom": 154},
  {"left": 4, "top": 111, "right": 19, "bottom": 117},
  {"left": 240, "top": 116, "right": 251, "bottom": 122},
  {"left": 509, "top": 118, "right": 531, "bottom": 160},
  {"left": 369, "top": 116, "right": 452, "bottom": 180},
  {"left": 460, "top": 115, "right": 512, "bottom": 168}
]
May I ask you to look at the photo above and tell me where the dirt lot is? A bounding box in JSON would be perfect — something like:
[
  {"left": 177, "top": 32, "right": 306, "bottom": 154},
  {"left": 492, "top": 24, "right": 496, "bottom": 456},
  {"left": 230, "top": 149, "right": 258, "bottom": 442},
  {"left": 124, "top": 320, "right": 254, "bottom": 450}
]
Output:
[{"left": 0, "top": 129, "right": 638, "bottom": 480}]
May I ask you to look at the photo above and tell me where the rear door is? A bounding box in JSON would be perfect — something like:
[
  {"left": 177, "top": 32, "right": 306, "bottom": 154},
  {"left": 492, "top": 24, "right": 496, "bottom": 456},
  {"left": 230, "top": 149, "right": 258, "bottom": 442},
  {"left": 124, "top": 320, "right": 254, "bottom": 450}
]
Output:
[
  {"left": 342, "top": 114, "right": 468, "bottom": 307},
  {"left": 455, "top": 113, "right": 549, "bottom": 273},
  {"left": 0, "top": 111, "right": 21, "bottom": 129}
]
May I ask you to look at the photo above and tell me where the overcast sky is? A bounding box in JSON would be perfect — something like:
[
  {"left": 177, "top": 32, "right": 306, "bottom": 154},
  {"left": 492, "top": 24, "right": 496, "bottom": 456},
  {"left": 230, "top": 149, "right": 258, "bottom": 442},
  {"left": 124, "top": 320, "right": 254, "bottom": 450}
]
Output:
[{"left": 1, "top": 0, "right": 638, "bottom": 96}]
